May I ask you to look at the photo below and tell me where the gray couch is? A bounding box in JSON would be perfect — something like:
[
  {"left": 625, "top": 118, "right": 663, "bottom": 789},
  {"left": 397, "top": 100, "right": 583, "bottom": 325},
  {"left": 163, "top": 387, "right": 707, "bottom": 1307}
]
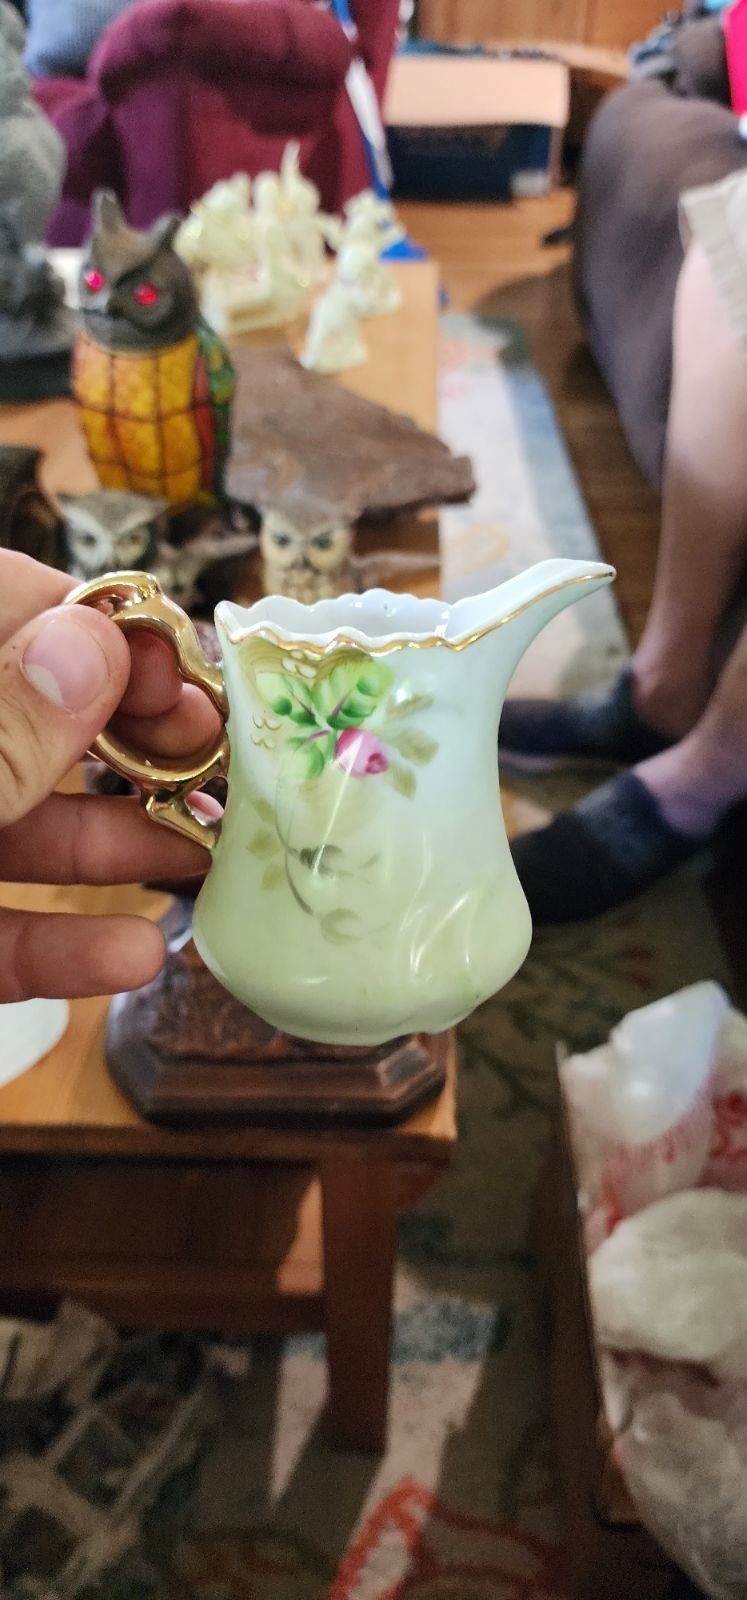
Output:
[{"left": 574, "top": 18, "right": 747, "bottom": 490}]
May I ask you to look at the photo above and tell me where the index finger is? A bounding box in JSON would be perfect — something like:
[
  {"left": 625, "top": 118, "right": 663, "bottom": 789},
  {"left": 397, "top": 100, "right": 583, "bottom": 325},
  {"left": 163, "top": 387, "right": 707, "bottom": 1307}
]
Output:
[
  {"left": 0, "top": 552, "right": 187, "bottom": 719},
  {"left": 0, "top": 551, "right": 74, "bottom": 641}
]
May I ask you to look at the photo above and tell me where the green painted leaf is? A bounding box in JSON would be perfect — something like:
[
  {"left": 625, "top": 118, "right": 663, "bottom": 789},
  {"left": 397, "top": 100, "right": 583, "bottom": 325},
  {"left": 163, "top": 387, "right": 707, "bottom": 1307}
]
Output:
[
  {"left": 285, "top": 737, "right": 329, "bottom": 781},
  {"left": 256, "top": 671, "right": 319, "bottom": 723},
  {"left": 320, "top": 908, "right": 361, "bottom": 944},
  {"left": 382, "top": 691, "right": 434, "bottom": 722},
  {"left": 261, "top": 861, "right": 285, "bottom": 890},
  {"left": 256, "top": 672, "right": 295, "bottom": 717},
  {"left": 328, "top": 693, "right": 378, "bottom": 731},
  {"left": 356, "top": 661, "right": 393, "bottom": 698},
  {"left": 248, "top": 790, "right": 274, "bottom": 825},
  {"left": 297, "top": 843, "right": 346, "bottom": 877},
  {"left": 314, "top": 659, "right": 393, "bottom": 729},
  {"left": 390, "top": 729, "right": 438, "bottom": 765},
  {"left": 248, "top": 827, "right": 279, "bottom": 859},
  {"left": 385, "top": 761, "right": 416, "bottom": 799}
]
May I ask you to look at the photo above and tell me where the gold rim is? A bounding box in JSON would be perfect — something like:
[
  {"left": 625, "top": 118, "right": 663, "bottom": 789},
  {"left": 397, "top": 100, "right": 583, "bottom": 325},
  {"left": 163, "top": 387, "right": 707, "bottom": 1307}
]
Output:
[{"left": 221, "top": 571, "right": 613, "bottom": 657}]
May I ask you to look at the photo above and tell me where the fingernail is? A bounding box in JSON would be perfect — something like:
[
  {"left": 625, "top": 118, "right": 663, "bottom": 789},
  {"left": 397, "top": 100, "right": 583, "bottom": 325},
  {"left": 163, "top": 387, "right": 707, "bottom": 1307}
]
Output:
[{"left": 22, "top": 615, "right": 110, "bottom": 711}]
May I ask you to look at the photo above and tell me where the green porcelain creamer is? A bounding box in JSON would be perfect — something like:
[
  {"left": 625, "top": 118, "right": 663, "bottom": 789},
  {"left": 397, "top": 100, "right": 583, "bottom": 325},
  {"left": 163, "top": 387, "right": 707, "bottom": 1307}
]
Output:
[{"left": 68, "top": 559, "right": 614, "bottom": 1045}]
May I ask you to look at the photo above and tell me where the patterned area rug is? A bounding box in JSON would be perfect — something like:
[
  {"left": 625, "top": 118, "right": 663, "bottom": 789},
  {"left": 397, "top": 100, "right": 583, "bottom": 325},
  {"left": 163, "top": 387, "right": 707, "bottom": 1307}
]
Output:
[{"left": 2, "top": 317, "right": 732, "bottom": 1598}]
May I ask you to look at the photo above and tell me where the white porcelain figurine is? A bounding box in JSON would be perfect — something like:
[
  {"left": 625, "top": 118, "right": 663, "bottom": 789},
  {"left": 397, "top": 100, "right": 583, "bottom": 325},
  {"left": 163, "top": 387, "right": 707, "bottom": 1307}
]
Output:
[
  {"left": 176, "top": 174, "right": 256, "bottom": 276},
  {"left": 329, "top": 189, "right": 404, "bottom": 316},
  {"left": 301, "top": 278, "right": 367, "bottom": 373}
]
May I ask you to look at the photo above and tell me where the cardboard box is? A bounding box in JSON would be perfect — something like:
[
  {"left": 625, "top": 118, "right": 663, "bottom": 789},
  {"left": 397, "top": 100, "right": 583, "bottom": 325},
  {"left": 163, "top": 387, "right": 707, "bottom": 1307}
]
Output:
[{"left": 384, "top": 54, "right": 570, "bottom": 199}]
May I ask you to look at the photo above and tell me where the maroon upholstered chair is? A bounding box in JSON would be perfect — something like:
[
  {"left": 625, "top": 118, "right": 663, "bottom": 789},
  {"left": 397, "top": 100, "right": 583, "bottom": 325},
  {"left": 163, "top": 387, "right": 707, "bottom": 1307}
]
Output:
[{"left": 32, "top": 0, "right": 400, "bottom": 245}]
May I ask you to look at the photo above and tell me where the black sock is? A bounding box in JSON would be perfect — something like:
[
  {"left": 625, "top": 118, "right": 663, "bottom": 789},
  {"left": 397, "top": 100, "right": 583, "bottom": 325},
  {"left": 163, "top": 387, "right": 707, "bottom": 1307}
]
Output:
[
  {"left": 510, "top": 772, "right": 705, "bottom": 925},
  {"left": 499, "top": 671, "right": 671, "bottom": 763}
]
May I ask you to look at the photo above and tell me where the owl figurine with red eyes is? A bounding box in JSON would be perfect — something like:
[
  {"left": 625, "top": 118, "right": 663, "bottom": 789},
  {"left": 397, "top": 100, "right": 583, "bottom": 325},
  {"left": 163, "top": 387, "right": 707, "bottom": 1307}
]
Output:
[{"left": 72, "top": 191, "right": 234, "bottom": 508}]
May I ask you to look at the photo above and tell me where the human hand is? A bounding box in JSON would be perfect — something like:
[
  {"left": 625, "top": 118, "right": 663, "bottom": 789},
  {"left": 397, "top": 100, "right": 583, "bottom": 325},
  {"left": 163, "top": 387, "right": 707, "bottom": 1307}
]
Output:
[{"left": 0, "top": 550, "right": 222, "bottom": 1002}]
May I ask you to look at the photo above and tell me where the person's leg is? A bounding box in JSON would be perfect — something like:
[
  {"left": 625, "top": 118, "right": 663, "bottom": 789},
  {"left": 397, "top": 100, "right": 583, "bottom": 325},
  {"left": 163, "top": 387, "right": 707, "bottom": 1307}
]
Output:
[
  {"left": 632, "top": 241, "right": 747, "bottom": 738},
  {"left": 501, "top": 240, "right": 747, "bottom": 759},
  {"left": 639, "top": 617, "right": 747, "bottom": 837},
  {"left": 511, "top": 619, "right": 747, "bottom": 925}
]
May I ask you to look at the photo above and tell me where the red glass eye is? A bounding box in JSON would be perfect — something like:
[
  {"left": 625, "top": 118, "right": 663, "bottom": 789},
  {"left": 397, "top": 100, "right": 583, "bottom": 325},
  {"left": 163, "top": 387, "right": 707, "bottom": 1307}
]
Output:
[
  {"left": 84, "top": 268, "right": 105, "bottom": 292},
  {"left": 134, "top": 282, "right": 160, "bottom": 307}
]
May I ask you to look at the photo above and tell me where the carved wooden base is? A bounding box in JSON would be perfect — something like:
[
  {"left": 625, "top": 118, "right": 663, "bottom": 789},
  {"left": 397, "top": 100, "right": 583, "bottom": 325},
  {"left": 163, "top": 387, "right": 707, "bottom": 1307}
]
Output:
[{"left": 105, "top": 900, "right": 448, "bottom": 1125}]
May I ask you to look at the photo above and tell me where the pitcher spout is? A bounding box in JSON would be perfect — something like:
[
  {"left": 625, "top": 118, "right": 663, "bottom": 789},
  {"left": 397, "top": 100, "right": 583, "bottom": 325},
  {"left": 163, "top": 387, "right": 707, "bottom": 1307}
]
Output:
[{"left": 450, "top": 558, "right": 615, "bottom": 680}]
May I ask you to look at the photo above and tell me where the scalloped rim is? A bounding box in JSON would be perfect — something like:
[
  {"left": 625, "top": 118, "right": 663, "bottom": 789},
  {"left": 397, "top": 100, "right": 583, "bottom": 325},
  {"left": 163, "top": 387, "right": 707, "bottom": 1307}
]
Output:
[{"left": 215, "top": 571, "right": 612, "bottom": 657}]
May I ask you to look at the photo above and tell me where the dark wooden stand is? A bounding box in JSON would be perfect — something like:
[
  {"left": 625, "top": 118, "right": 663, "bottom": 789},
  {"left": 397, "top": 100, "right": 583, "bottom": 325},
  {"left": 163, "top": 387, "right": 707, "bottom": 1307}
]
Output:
[{"left": 105, "top": 900, "right": 448, "bottom": 1125}]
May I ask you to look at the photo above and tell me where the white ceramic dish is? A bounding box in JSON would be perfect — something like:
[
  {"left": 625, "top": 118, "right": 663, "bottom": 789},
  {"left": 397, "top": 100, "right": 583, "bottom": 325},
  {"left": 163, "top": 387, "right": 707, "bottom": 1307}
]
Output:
[{"left": 0, "top": 998, "right": 70, "bottom": 1086}]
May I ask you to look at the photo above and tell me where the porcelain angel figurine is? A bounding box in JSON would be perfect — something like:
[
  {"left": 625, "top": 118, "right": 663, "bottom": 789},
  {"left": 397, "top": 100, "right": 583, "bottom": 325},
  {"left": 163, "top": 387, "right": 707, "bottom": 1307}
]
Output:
[
  {"left": 336, "top": 237, "right": 401, "bottom": 317},
  {"left": 301, "top": 277, "right": 366, "bottom": 374},
  {"left": 330, "top": 189, "right": 404, "bottom": 317},
  {"left": 255, "top": 143, "right": 336, "bottom": 290},
  {"left": 176, "top": 174, "right": 256, "bottom": 278},
  {"left": 201, "top": 211, "right": 305, "bottom": 336}
]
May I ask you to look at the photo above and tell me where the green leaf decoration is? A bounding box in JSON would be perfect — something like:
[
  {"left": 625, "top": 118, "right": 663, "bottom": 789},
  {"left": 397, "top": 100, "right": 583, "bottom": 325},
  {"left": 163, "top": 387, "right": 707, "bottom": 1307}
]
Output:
[
  {"left": 312, "top": 657, "right": 394, "bottom": 730},
  {"left": 288, "top": 706, "right": 319, "bottom": 728},
  {"left": 328, "top": 696, "right": 375, "bottom": 731},
  {"left": 256, "top": 670, "right": 321, "bottom": 726},
  {"left": 261, "top": 862, "right": 285, "bottom": 890},
  {"left": 248, "top": 828, "right": 280, "bottom": 859},
  {"left": 256, "top": 672, "right": 295, "bottom": 717},
  {"left": 389, "top": 729, "right": 438, "bottom": 765},
  {"left": 382, "top": 691, "right": 434, "bottom": 722},
  {"left": 355, "top": 661, "right": 394, "bottom": 698},
  {"left": 285, "top": 735, "right": 332, "bottom": 781},
  {"left": 297, "top": 844, "right": 346, "bottom": 877},
  {"left": 247, "top": 789, "right": 274, "bottom": 825},
  {"left": 385, "top": 761, "right": 417, "bottom": 799},
  {"left": 320, "top": 908, "right": 361, "bottom": 944}
]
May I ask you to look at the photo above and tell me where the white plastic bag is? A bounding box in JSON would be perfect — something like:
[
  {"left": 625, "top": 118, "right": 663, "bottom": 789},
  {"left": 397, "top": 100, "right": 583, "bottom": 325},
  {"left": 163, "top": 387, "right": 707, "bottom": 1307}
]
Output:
[
  {"left": 707, "top": 1009, "right": 747, "bottom": 1191},
  {"left": 562, "top": 982, "right": 729, "bottom": 1221},
  {"left": 606, "top": 1356, "right": 747, "bottom": 1600},
  {"left": 590, "top": 1188, "right": 747, "bottom": 1381}
]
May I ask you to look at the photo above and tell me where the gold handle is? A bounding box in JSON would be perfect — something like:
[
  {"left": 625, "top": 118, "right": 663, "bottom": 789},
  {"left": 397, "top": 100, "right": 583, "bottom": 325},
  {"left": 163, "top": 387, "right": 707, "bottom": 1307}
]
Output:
[{"left": 65, "top": 570, "right": 229, "bottom": 851}]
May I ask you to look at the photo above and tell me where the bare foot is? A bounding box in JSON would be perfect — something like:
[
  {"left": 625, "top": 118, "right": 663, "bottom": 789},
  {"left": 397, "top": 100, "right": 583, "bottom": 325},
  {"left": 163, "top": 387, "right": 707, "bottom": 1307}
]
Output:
[{"left": 637, "top": 622, "right": 747, "bottom": 836}]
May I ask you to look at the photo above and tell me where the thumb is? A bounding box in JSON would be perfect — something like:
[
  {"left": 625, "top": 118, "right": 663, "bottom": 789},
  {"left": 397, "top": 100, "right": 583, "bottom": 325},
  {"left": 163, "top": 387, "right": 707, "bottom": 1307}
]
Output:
[{"left": 0, "top": 605, "right": 131, "bottom": 828}]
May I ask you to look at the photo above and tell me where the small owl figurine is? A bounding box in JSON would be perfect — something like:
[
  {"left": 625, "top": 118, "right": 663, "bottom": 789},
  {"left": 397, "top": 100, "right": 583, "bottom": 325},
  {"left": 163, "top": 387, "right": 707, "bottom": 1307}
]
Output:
[
  {"left": 259, "top": 500, "right": 353, "bottom": 602},
  {"left": 72, "top": 191, "right": 234, "bottom": 508},
  {"left": 59, "top": 488, "right": 256, "bottom": 610},
  {"left": 59, "top": 489, "right": 164, "bottom": 581}
]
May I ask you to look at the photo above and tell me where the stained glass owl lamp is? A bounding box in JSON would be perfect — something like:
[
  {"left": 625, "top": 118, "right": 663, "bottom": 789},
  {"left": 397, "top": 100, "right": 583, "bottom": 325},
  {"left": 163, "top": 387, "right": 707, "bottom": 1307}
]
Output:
[{"left": 72, "top": 191, "right": 234, "bottom": 509}]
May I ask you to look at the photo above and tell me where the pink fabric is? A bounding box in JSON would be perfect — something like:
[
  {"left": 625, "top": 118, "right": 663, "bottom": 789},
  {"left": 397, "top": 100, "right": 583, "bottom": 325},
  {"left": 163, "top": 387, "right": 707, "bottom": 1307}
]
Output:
[
  {"left": 33, "top": 0, "right": 399, "bottom": 245},
  {"left": 725, "top": 0, "right": 747, "bottom": 115}
]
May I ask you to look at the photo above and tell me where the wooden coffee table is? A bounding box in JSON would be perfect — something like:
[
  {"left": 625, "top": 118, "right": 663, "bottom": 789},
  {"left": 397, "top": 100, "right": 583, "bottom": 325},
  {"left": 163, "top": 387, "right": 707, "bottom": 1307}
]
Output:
[{"left": 0, "top": 264, "right": 456, "bottom": 1452}]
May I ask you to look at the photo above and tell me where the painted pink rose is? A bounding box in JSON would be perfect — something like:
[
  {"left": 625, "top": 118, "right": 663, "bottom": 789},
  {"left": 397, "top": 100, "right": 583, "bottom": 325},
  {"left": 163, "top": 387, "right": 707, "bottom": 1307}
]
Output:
[{"left": 335, "top": 728, "right": 389, "bottom": 778}]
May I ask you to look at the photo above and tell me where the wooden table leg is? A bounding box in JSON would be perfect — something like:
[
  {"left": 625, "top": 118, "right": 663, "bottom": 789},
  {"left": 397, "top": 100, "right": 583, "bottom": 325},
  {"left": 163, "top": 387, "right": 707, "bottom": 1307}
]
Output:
[{"left": 321, "top": 1156, "right": 399, "bottom": 1452}]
